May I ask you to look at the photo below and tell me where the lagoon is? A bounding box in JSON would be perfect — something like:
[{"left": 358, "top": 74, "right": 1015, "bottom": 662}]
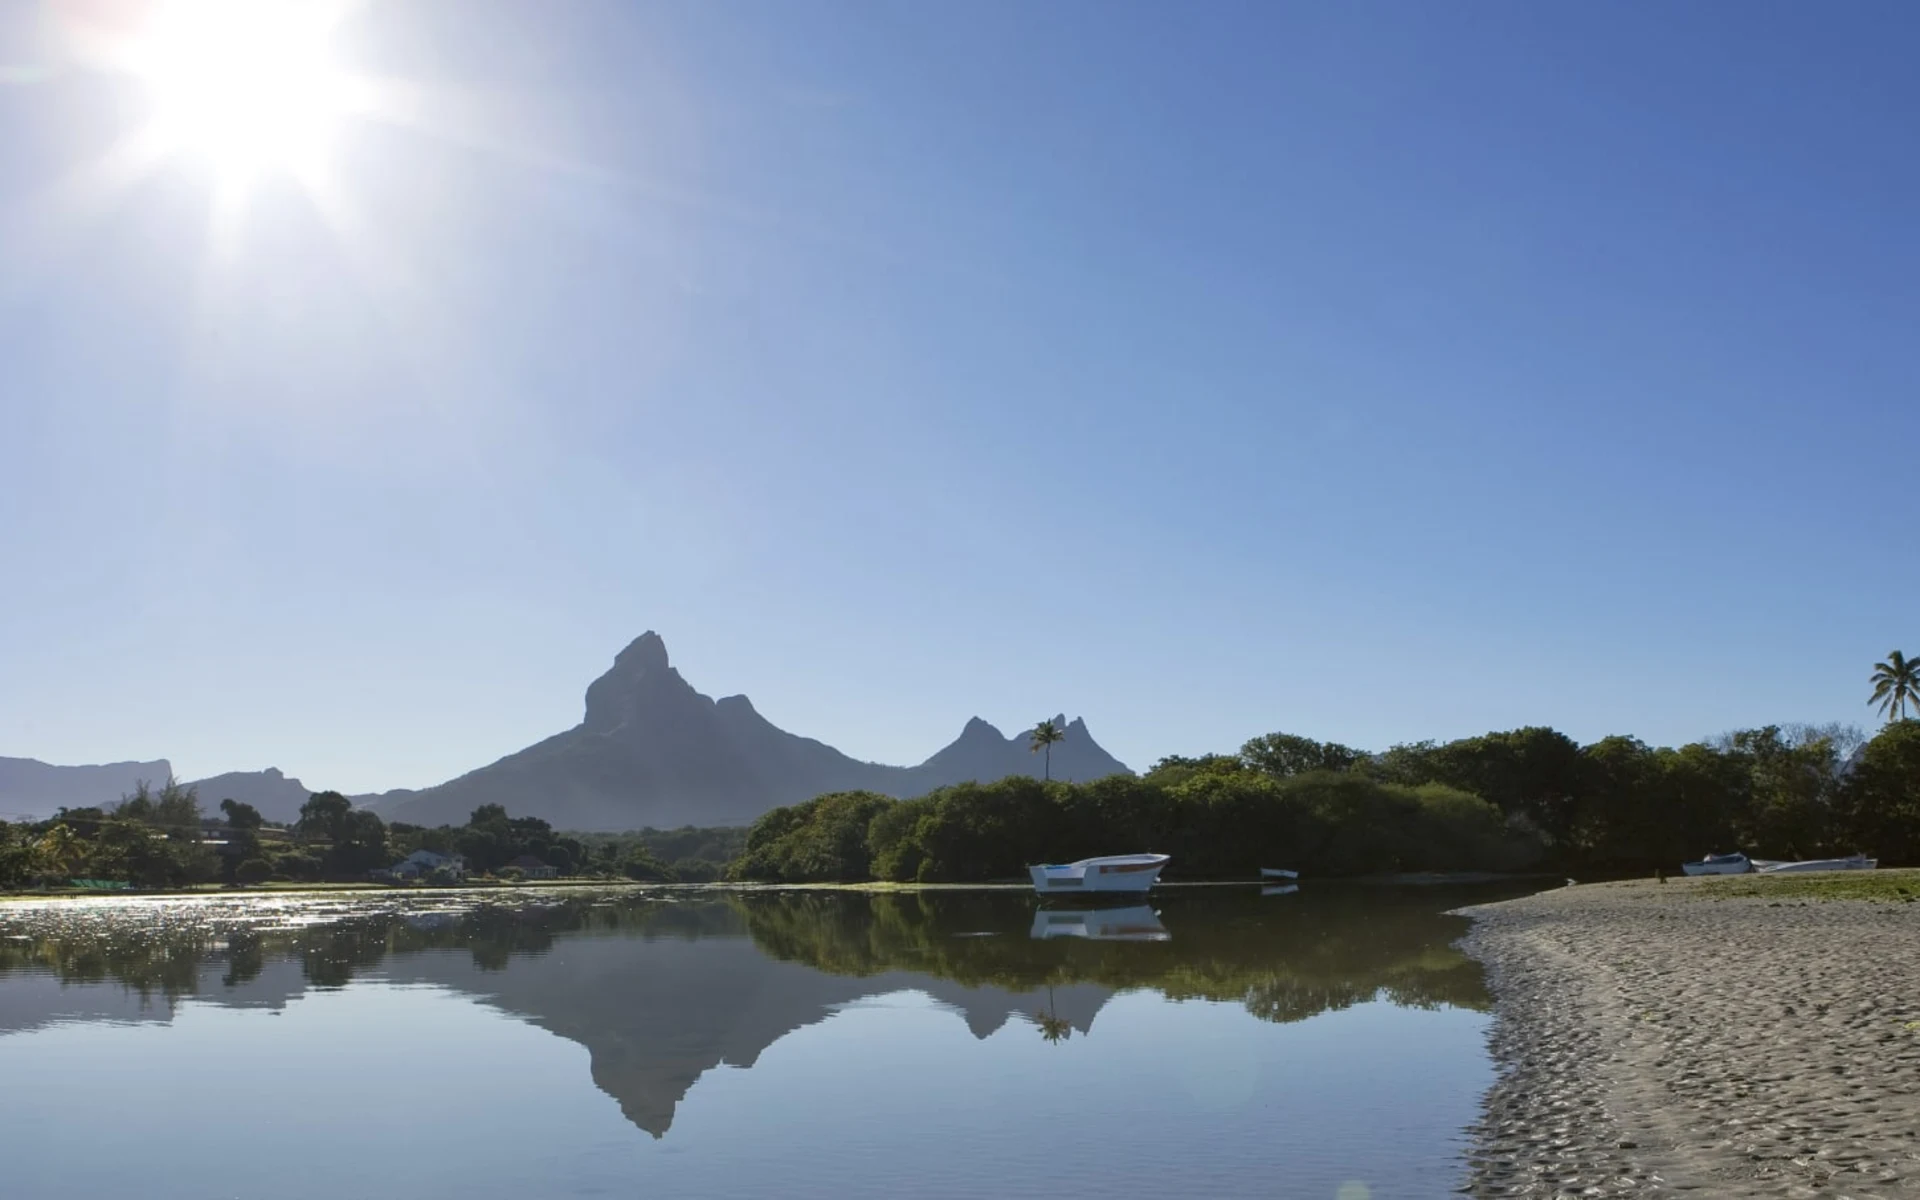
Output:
[{"left": 0, "top": 883, "right": 1533, "bottom": 1199}]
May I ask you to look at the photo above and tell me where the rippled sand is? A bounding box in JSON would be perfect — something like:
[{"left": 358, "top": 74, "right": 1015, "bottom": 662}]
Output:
[{"left": 1458, "top": 879, "right": 1920, "bottom": 1197}]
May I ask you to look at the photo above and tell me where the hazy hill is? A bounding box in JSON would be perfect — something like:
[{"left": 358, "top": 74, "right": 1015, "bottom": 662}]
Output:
[
  {"left": 183, "top": 768, "right": 319, "bottom": 825},
  {"left": 0, "top": 756, "right": 173, "bottom": 821}
]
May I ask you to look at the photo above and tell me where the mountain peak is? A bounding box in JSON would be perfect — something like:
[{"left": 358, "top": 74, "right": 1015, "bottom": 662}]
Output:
[
  {"left": 583, "top": 632, "right": 691, "bottom": 734},
  {"left": 615, "top": 631, "right": 670, "bottom": 672},
  {"left": 959, "top": 716, "right": 1004, "bottom": 740}
]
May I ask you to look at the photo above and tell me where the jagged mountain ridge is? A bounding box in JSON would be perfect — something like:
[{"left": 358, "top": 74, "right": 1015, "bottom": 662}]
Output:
[{"left": 370, "top": 631, "right": 1132, "bottom": 830}]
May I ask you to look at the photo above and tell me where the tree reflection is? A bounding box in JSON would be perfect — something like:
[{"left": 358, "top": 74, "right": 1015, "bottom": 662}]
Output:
[
  {"left": 1036, "top": 983, "right": 1073, "bottom": 1045},
  {"left": 0, "top": 883, "right": 1517, "bottom": 1030},
  {"left": 738, "top": 886, "right": 1507, "bottom": 1027}
]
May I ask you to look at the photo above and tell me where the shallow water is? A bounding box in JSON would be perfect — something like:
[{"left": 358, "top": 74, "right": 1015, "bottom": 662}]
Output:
[{"left": 0, "top": 883, "right": 1533, "bottom": 1199}]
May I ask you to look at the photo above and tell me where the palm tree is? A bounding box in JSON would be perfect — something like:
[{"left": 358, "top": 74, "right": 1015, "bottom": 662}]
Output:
[
  {"left": 36, "top": 823, "right": 85, "bottom": 879},
  {"left": 1870, "top": 650, "right": 1920, "bottom": 722},
  {"left": 1030, "top": 719, "right": 1065, "bottom": 782}
]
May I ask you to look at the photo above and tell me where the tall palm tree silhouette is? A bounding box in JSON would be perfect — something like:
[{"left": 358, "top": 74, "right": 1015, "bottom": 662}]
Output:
[
  {"left": 1870, "top": 650, "right": 1920, "bottom": 722},
  {"left": 1030, "top": 719, "right": 1065, "bottom": 782}
]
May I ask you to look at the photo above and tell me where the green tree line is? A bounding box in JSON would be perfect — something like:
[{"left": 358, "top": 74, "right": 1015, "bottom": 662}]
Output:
[
  {"left": 733, "top": 719, "right": 1920, "bottom": 883},
  {"left": 0, "top": 783, "right": 719, "bottom": 892}
]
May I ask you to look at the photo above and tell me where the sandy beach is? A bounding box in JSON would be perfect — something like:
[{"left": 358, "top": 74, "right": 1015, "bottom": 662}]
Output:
[{"left": 1458, "top": 876, "right": 1920, "bottom": 1197}]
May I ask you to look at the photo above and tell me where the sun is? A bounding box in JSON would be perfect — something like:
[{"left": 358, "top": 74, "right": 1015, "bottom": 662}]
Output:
[{"left": 123, "top": 0, "right": 361, "bottom": 179}]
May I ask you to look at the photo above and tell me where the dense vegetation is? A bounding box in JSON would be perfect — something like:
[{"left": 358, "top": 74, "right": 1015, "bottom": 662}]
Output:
[
  {"left": 733, "top": 720, "right": 1920, "bottom": 883},
  {"left": 0, "top": 781, "right": 723, "bottom": 892}
]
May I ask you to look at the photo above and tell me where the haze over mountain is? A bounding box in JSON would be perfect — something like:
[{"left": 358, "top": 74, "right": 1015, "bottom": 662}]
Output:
[
  {"left": 367, "top": 632, "right": 1131, "bottom": 830},
  {"left": 0, "top": 756, "right": 173, "bottom": 821}
]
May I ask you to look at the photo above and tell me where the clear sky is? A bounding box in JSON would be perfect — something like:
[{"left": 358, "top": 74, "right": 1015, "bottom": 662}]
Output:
[{"left": 3, "top": 0, "right": 1916, "bottom": 793}]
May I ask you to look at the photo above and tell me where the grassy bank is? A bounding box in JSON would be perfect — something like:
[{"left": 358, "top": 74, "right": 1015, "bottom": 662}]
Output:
[{"left": 1689, "top": 866, "right": 1920, "bottom": 902}]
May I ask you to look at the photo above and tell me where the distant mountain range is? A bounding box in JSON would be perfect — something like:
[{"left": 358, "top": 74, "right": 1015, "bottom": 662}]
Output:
[
  {"left": 360, "top": 632, "right": 1132, "bottom": 829},
  {"left": 2, "top": 632, "right": 1133, "bottom": 831},
  {"left": 0, "top": 758, "right": 322, "bottom": 826},
  {"left": 0, "top": 757, "right": 174, "bottom": 823}
]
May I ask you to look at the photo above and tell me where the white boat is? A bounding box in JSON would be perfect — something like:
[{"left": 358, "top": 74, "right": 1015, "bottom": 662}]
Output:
[
  {"left": 1028, "top": 853, "right": 1169, "bottom": 894},
  {"left": 1260, "top": 867, "right": 1299, "bottom": 880},
  {"left": 1681, "top": 852, "right": 1752, "bottom": 876},
  {"left": 1757, "top": 854, "right": 1878, "bottom": 874},
  {"left": 1029, "top": 905, "right": 1169, "bottom": 941}
]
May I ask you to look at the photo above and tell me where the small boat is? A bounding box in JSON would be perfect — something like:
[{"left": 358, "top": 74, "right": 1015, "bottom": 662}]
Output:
[
  {"left": 1756, "top": 854, "right": 1878, "bottom": 874},
  {"left": 1029, "top": 905, "right": 1169, "bottom": 942},
  {"left": 1260, "top": 867, "right": 1299, "bottom": 880},
  {"left": 1028, "top": 853, "right": 1170, "bottom": 895},
  {"left": 1681, "top": 852, "right": 1752, "bottom": 876}
]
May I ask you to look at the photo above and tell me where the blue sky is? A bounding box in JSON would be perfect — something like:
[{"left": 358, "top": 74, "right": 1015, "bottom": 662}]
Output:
[{"left": 2, "top": 0, "right": 1916, "bottom": 793}]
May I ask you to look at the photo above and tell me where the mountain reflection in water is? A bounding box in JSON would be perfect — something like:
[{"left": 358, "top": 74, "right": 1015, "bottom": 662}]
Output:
[{"left": 0, "top": 884, "right": 1520, "bottom": 1140}]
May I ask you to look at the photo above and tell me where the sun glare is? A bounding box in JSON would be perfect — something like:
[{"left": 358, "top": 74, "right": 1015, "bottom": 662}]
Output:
[{"left": 127, "top": 0, "right": 359, "bottom": 179}]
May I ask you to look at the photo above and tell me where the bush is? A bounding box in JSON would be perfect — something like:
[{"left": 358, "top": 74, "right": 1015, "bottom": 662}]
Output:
[
  {"left": 234, "top": 858, "right": 273, "bottom": 884},
  {"left": 619, "top": 846, "right": 678, "bottom": 882},
  {"left": 732, "top": 791, "right": 898, "bottom": 882},
  {"left": 670, "top": 859, "right": 726, "bottom": 883},
  {"left": 270, "top": 851, "right": 323, "bottom": 881}
]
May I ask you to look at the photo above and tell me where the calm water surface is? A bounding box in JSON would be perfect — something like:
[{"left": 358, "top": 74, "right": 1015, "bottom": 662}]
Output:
[{"left": 0, "top": 883, "right": 1534, "bottom": 1199}]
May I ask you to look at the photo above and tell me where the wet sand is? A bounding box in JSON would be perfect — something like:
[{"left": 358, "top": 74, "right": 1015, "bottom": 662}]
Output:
[{"left": 1457, "top": 878, "right": 1920, "bottom": 1197}]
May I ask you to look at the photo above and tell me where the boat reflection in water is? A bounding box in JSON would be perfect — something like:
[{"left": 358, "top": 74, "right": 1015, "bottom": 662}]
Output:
[{"left": 1029, "top": 904, "right": 1170, "bottom": 942}]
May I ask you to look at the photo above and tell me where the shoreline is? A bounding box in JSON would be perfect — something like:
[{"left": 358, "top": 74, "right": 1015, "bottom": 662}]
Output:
[
  {"left": 1455, "top": 873, "right": 1920, "bottom": 1196},
  {"left": 0, "top": 871, "right": 1560, "bottom": 903}
]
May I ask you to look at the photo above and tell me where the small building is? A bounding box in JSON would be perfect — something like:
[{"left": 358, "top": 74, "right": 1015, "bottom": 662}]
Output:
[{"left": 504, "top": 855, "right": 558, "bottom": 880}]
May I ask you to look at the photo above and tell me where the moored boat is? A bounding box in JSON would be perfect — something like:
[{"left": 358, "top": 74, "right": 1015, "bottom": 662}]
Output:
[
  {"left": 1681, "top": 852, "right": 1753, "bottom": 876},
  {"left": 1260, "top": 867, "right": 1299, "bottom": 880},
  {"left": 1756, "top": 854, "right": 1877, "bottom": 874},
  {"left": 1028, "top": 853, "right": 1169, "bottom": 895}
]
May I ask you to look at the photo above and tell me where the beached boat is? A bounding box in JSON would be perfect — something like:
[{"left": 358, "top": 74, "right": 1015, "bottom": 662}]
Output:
[
  {"left": 1028, "top": 853, "right": 1169, "bottom": 895},
  {"left": 1260, "top": 867, "right": 1299, "bottom": 880},
  {"left": 1029, "top": 905, "right": 1169, "bottom": 941},
  {"left": 1756, "top": 854, "right": 1877, "bottom": 874},
  {"left": 1681, "top": 852, "right": 1752, "bottom": 876}
]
